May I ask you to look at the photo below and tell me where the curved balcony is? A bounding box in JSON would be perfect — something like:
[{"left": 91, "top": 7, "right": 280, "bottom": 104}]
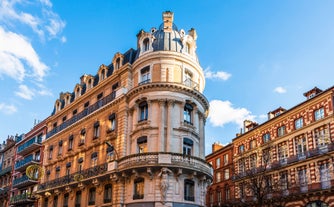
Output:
[
  {"left": 117, "top": 152, "right": 212, "bottom": 177},
  {"left": 15, "top": 154, "right": 40, "bottom": 172}
]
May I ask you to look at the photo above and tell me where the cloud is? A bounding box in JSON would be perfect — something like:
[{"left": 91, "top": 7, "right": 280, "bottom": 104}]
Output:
[
  {"left": 0, "top": 103, "right": 17, "bottom": 114},
  {"left": 274, "top": 86, "right": 287, "bottom": 94},
  {"left": 0, "top": 27, "right": 48, "bottom": 81},
  {"left": 208, "top": 100, "right": 255, "bottom": 128},
  {"left": 204, "top": 67, "right": 231, "bottom": 81},
  {"left": 15, "top": 85, "right": 35, "bottom": 100}
]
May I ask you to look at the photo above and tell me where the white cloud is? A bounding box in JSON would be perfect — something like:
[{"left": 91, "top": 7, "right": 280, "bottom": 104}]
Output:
[
  {"left": 0, "top": 103, "right": 17, "bottom": 114},
  {"left": 0, "top": 27, "right": 48, "bottom": 81},
  {"left": 15, "top": 85, "right": 35, "bottom": 100},
  {"left": 208, "top": 100, "right": 255, "bottom": 128},
  {"left": 274, "top": 86, "right": 287, "bottom": 94},
  {"left": 204, "top": 67, "right": 231, "bottom": 81}
]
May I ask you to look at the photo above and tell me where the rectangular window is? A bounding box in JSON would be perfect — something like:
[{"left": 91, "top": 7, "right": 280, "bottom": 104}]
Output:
[
  {"left": 93, "top": 122, "right": 100, "bottom": 139},
  {"left": 108, "top": 114, "right": 116, "bottom": 132},
  {"left": 295, "top": 136, "right": 307, "bottom": 159},
  {"left": 249, "top": 154, "right": 257, "bottom": 169},
  {"left": 224, "top": 169, "right": 230, "bottom": 180},
  {"left": 280, "top": 171, "right": 288, "bottom": 190},
  {"left": 277, "top": 126, "right": 286, "bottom": 137},
  {"left": 298, "top": 169, "right": 307, "bottom": 187},
  {"left": 79, "top": 129, "right": 86, "bottom": 146},
  {"left": 216, "top": 158, "right": 221, "bottom": 169},
  {"left": 140, "top": 66, "right": 150, "bottom": 84},
  {"left": 315, "top": 127, "right": 328, "bottom": 148},
  {"left": 68, "top": 135, "right": 73, "bottom": 151},
  {"left": 217, "top": 191, "right": 222, "bottom": 203},
  {"left": 44, "top": 198, "right": 48, "bottom": 207},
  {"left": 225, "top": 186, "right": 230, "bottom": 200},
  {"left": 314, "top": 108, "right": 325, "bottom": 121},
  {"left": 58, "top": 141, "right": 63, "bottom": 155},
  {"left": 53, "top": 196, "right": 58, "bottom": 207},
  {"left": 239, "top": 159, "right": 245, "bottom": 174},
  {"left": 183, "top": 138, "right": 193, "bottom": 156},
  {"left": 216, "top": 172, "right": 221, "bottom": 182},
  {"left": 184, "top": 179, "right": 195, "bottom": 201},
  {"left": 134, "top": 178, "right": 144, "bottom": 199},
  {"left": 238, "top": 145, "right": 245, "bottom": 153},
  {"left": 88, "top": 188, "right": 96, "bottom": 205},
  {"left": 278, "top": 143, "right": 288, "bottom": 164},
  {"left": 262, "top": 148, "right": 271, "bottom": 166},
  {"left": 63, "top": 194, "right": 69, "bottom": 207},
  {"left": 184, "top": 103, "right": 193, "bottom": 124},
  {"left": 104, "top": 184, "right": 112, "bottom": 203},
  {"left": 91, "top": 152, "right": 98, "bottom": 167},
  {"left": 75, "top": 191, "right": 81, "bottom": 207},
  {"left": 48, "top": 147, "right": 53, "bottom": 159},
  {"left": 320, "top": 163, "right": 331, "bottom": 189},
  {"left": 263, "top": 133, "right": 270, "bottom": 143},
  {"left": 137, "top": 137, "right": 148, "bottom": 153},
  {"left": 295, "top": 117, "right": 303, "bottom": 129},
  {"left": 249, "top": 140, "right": 256, "bottom": 149},
  {"left": 139, "top": 102, "right": 148, "bottom": 121},
  {"left": 223, "top": 154, "right": 228, "bottom": 166}
]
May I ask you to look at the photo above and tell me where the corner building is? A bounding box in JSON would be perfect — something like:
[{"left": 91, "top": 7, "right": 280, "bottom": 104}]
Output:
[{"left": 36, "top": 11, "right": 212, "bottom": 207}]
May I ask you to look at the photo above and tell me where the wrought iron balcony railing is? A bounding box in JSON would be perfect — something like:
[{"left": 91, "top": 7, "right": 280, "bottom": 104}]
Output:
[
  {"left": 17, "top": 136, "right": 42, "bottom": 155},
  {"left": 10, "top": 193, "right": 35, "bottom": 204},
  {"left": 0, "top": 166, "right": 12, "bottom": 176},
  {"left": 15, "top": 154, "right": 40, "bottom": 171},
  {"left": 47, "top": 89, "right": 122, "bottom": 139},
  {"left": 12, "top": 175, "right": 38, "bottom": 187},
  {"left": 38, "top": 163, "right": 108, "bottom": 191}
]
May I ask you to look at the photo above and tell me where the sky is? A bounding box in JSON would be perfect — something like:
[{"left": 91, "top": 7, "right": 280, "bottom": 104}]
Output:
[{"left": 1, "top": 0, "right": 334, "bottom": 155}]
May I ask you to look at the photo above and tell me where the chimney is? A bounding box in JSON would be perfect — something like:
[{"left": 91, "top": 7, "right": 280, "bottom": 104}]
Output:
[
  {"left": 212, "top": 142, "right": 224, "bottom": 152},
  {"left": 162, "top": 11, "right": 174, "bottom": 32}
]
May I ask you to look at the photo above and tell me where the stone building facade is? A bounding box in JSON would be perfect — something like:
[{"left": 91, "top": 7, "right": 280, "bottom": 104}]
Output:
[
  {"left": 36, "top": 11, "right": 212, "bottom": 207},
  {"left": 231, "top": 86, "right": 334, "bottom": 207}
]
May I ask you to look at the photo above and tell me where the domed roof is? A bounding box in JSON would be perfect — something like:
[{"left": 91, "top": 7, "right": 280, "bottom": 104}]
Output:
[{"left": 151, "top": 23, "right": 183, "bottom": 52}]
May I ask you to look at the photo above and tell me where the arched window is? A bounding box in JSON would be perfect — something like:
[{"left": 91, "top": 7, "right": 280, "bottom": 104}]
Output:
[
  {"left": 137, "top": 136, "right": 147, "bottom": 153},
  {"left": 306, "top": 201, "right": 328, "bottom": 207},
  {"left": 225, "top": 184, "right": 230, "bottom": 200},
  {"left": 143, "top": 38, "right": 149, "bottom": 51},
  {"left": 133, "top": 177, "right": 144, "bottom": 199}
]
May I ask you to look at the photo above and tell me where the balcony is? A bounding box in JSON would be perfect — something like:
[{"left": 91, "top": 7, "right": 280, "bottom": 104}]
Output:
[
  {"left": 183, "top": 78, "right": 199, "bottom": 90},
  {"left": 12, "top": 175, "right": 38, "bottom": 188},
  {"left": 46, "top": 88, "right": 123, "bottom": 139},
  {"left": 10, "top": 193, "right": 35, "bottom": 205},
  {"left": 17, "top": 136, "right": 42, "bottom": 156},
  {"left": 0, "top": 166, "right": 12, "bottom": 176},
  {"left": 37, "top": 163, "right": 108, "bottom": 191},
  {"left": 117, "top": 152, "right": 212, "bottom": 177},
  {"left": 15, "top": 154, "right": 40, "bottom": 172}
]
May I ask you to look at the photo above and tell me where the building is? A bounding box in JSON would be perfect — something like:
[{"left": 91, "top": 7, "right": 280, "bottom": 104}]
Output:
[
  {"left": 206, "top": 143, "right": 234, "bottom": 207},
  {"left": 36, "top": 11, "right": 212, "bottom": 207},
  {"left": 10, "top": 120, "right": 46, "bottom": 207},
  {"left": 0, "top": 136, "right": 16, "bottom": 207},
  {"left": 230, "top": 86, "right": 334, "bottom": 207}
]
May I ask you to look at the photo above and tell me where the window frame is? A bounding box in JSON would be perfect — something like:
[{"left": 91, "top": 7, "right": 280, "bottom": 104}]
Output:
[
  {"left": 133, "top": 177, "right": 144, "bottom": 200},
  {"left": 184, "top": 179, "right": 195, "bottom": 201},
  {"left": 294, "top": 117, "right": 304, "bottom": 129},
  {"left": 314, "top": 107, "right": 325, "bottom": 121}
]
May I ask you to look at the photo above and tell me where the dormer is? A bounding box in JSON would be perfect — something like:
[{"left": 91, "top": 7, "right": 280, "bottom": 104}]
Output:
[
  {"left": 112, "top": 53, "right": 124, "bottom": 70},
  {"left": 268, "top": 107, "right": 286, "bottom": 120},
  {"left": 137, "top": 29, "right": 155, "bottom": 57},
  {"left": 243, "top": 120, "right": 258, "bottom": 133},
  {"left": 74, "top": 84, "right": 83, "bottom": 100},
  {"left": 303, "top": 87, "right": 323, "bottom": 100},
  {"left": 180, "top": 28, "right": 197, "bottom": 56},
  {"left": 55, "top": 99, "right": 62, "bottom": 113},
  {"left": 98, "top": 64, "right": 108, "bottom": 82},
  {"left": 81, "top": 74, "right": 94, "bottom": 90},
  {"left": 63, "top": 92, "right": 72, "bottom": 107}
]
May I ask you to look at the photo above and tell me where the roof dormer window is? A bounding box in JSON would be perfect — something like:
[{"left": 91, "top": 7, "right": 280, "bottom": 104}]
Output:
[
  {"left": 143, "top": 38, "right": 150, "bottom": 52},
  {"left": 115, "top": 58, "right": 120, "bottom": 70},
  {"left": 75, "top": 86, "right": 81, "bottom": 99}
]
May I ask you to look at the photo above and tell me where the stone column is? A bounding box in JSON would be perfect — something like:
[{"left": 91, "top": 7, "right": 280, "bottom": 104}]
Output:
[
  {"left": 159, "top": 99, "right": 166, "bottom": 152},
  {"left": 198, "top": 112, "right": 205, "bottom": 157},
  {"left": 166, "top": 100, "right": 175, "bottom": 152}
]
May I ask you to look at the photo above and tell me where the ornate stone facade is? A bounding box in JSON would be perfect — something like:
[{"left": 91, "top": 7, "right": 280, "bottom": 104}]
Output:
[{"left": 36, "top": 11, "right": 212, "bottom": 207}]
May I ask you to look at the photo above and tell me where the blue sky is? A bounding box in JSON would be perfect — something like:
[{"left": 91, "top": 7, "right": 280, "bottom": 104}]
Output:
[{"left": 1, "top": 0, "right": 334, "bottom": 154}]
